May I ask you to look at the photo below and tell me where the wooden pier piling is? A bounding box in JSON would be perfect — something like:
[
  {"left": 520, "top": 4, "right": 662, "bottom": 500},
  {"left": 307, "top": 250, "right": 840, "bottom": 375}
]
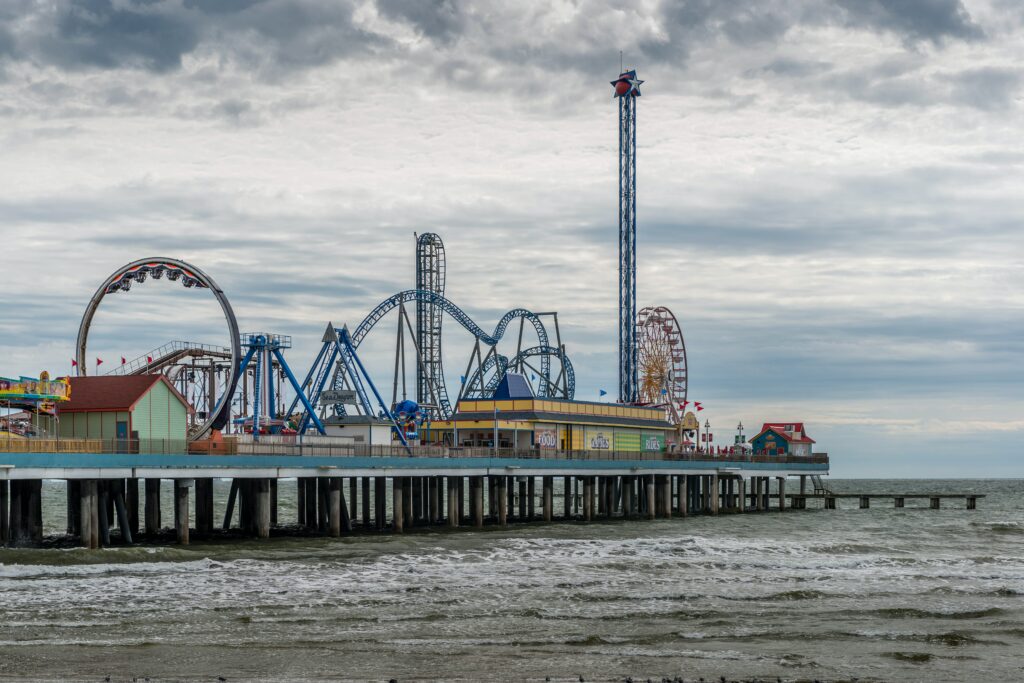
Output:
[
  {"left": 256, "top": 479, "right": 272, "bottom": 538},
  {"left": 329, "top": 478, "right": 343, "bottom": 537},
  {"left": 113, "top": 487, "right": 133, "bottom": 544},
  {"left": 542, "top": 476, "right": 553, "bottom": 522},
  {"left": 446, "top": 476, "right": 458, "bottom": 528},
  {"left": 391, "top": 477, "right": 404, "bottom": 533},
  {"left": 349, "top": 478, "right": 358, "bottom": 524},
  {"left": 622, "top": 476, "right": 633, "bottom": 518},
  {"left": 497, "top": 476, "right": 508, "bottom": 526},
  {"left": 583, "top": 477, "right": 594, "bottom": 521},
  {"left": 80, "top": 480, "right": 98, "bottom": 549},
  {"left": 562, "top": 476, "right": 571, "bottom": 519},
  {"left": 223, "top": 480, "right": 239, "bottom": 530},
  {"left": 195, "top": 478, "right": 214, "bottom": 536},
  {"left": 98, "top": 482, "right": 111, "bottom": 547},
  {"left": 472, "top": 476, "right": 484, "bottom": 527},
  {"left": 362, "top": 477, "right": 371, "bottom": 527},
  {"left": 0, "top": 479, "right": 8, "bottom": 545},
  {"left": 126, "top": 478, "right": 140, "bottom": 538},
  {"left": 174, "top": 479, "right": 190, "bottom": 545}
]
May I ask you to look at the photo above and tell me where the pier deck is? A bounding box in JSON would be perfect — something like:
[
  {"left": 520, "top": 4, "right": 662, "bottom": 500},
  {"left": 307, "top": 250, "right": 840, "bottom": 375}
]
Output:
[{"left": 0, "top": 446, "right": 882, "bottom": 550}]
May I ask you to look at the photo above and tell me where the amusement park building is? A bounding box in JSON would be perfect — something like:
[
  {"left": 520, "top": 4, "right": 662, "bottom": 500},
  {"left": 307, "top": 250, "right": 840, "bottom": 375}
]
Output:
[
  {"left": 430, "top": 398, "right": 676, "bottom": 452},
  {"left": 749, "top": 422, "right": 816, "bottom": 457},
  {"left": 55, "top": 376, "right": 191, "bottom": 447}
]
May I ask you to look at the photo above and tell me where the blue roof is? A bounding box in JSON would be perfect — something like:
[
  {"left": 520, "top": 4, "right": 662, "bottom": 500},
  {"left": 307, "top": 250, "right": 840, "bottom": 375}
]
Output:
[{"left": 493, "top": 373, "right": 534, "bottom": 399}]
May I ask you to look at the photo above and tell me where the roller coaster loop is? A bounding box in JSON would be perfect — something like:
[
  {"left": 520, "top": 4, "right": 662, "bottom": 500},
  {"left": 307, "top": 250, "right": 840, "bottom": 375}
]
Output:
[{"left": 335, "top": 289, "right": 573, "bottom": 418}]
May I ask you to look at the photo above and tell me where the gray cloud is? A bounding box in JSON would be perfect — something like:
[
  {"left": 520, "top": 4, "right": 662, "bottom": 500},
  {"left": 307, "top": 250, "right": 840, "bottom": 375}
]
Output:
[
  {"left": 947, "top": 66, "right": 1022, "bottom": 109},
  {"left": 0, "top": 1, "right": 986, "bottom": 83},
  {"left": 41, "top": 0, "right": 201, "bottom": 72},
  {"left": 377, "top": 0, "right": 463, "bottom": 42},
  {"left": 6, "top": 0, "right": 389, "bottom": 77},
  {"left": 836, "top": 0, "right": 983, "bottom": 44}
]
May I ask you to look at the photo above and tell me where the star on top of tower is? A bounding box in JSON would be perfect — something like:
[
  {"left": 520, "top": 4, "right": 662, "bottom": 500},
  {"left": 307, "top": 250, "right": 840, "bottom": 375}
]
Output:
[{"left": 611, "top": 70, "right": 643, "bottom": 97}]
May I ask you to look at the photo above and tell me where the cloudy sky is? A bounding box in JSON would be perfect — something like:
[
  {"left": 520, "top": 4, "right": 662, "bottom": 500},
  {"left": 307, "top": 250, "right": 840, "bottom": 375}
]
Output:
[{"left": 1, "top": 0, "right": 1022, "bottom": 476}]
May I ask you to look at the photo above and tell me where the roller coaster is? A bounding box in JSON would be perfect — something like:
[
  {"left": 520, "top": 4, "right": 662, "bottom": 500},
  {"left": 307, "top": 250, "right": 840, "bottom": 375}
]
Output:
[{"left": 325, "top": 233, "right": 574, "bottom": 421}]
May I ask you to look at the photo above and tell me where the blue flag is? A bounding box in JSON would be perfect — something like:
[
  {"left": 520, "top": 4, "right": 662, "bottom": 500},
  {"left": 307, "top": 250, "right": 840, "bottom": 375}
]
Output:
[{"left": 599, "top": 389, "right": 607, "bottom": 397}]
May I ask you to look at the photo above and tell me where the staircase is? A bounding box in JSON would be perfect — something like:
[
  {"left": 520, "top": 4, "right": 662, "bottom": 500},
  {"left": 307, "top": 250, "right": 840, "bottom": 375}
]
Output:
[{"left": 811, "top": 474, "right": 832, "bottom": 495}]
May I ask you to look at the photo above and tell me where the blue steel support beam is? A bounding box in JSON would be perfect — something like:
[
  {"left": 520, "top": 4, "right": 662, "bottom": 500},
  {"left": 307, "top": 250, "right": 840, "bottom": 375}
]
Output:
[
  {"left": 339, "top": 327, "right": 411, "bottom": 453},
  {"left": 298, "top": 344, "right": 339, "bottom": 435},
  {"left": 271, "top": 347, "right": 325, "bottom": 435},
  {"left": 284, "top": 340, "right": 330, "bottom": 420}
]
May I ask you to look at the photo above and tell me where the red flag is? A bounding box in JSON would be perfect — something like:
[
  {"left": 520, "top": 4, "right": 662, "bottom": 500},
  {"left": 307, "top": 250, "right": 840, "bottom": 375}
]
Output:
[
  {"left": 71, "top": 359, "right": 78, "bottom": 368},
  {"left": 696, "top": 405, "right": 704, "bottom": 411},
  {"left": 147, "top": 356, "right": 153, "bottom": 364},
  {"left": 693, "top": 401, "right": 702, "bottom": 408},
  {"left": 121, "top": 356, "right": 126, "bottom": 365},
  {"left": 96, "top": 358, "right": 103, "bottom": 367}
]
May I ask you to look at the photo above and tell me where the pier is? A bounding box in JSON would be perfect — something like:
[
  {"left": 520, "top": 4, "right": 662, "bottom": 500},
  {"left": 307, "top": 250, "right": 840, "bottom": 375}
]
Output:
[
  {"left": 789, "top": 493, "right": 984, "bottom": 510},
  {"left": 0, "top": 443, "right": 831, "bottom": 548}
]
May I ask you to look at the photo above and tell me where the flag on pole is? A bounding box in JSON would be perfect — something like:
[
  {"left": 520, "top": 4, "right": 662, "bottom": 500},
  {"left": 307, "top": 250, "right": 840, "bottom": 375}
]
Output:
[
  {"left": 121, "top": 356, "right": 126, "bottom": 365},
  {"left": 147, "top": 356, "right": 153, "bottom": 364},
  {"left": 96, "top": 358, "right": 103, "bottom": 368},
  {"left": 599, "top": 389, "right": 607, "bottom": 397},
  {"left": 71, "top": 359, "right": 77, "bottom": 368}
]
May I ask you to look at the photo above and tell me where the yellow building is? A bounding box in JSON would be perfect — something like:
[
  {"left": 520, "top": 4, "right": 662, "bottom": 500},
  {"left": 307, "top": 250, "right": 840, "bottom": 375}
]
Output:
[{"left": 428, "top": 398, "right": 676, "bottom": 452}]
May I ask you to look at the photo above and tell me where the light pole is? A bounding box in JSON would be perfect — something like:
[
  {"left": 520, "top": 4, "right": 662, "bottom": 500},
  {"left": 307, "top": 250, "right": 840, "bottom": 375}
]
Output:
[
  {"left": 705, "top": 418, "right": 711, "bottom": 455},
  {"left": 493, "top": 405, "right": 499, "bottom": 457}
]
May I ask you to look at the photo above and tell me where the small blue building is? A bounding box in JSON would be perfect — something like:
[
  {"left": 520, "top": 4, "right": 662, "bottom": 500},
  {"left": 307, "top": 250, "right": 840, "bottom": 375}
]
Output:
[{"left": 750, "top": 422, "right": 815, "bottom": 457}]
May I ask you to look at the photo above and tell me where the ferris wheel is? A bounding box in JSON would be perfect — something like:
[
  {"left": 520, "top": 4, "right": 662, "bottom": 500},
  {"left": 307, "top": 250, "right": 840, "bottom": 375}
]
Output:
[{"left": 636, "top": 306, "right": 688, "bottom": 424}]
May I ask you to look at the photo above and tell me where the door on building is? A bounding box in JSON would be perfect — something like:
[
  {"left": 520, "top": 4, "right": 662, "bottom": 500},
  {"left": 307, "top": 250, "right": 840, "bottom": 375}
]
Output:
[{"left": 116, "top": 420, "right": 129, "bottom": 453}]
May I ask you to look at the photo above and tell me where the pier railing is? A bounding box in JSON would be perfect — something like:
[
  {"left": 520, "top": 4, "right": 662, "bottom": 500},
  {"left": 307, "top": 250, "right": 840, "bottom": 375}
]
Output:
[{"left": 0, "top": 436, "right": 828, "bottom": 466}]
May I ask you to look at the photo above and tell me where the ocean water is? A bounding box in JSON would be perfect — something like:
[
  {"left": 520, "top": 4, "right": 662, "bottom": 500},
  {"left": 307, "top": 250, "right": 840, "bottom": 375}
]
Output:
[{"left": 0, "top": 478, "right": 1021, "bottom": 682}]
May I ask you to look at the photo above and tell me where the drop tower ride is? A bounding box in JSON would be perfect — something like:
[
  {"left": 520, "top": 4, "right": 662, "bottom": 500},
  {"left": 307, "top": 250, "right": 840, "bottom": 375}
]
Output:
[{"left": 612, "top": 68, "right": 643, "bottom": 404}]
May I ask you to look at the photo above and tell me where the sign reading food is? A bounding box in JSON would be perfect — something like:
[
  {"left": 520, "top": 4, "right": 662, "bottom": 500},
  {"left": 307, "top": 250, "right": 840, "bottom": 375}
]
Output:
[{"left": 535, "top": 427, "right": 557, "bottom": 449}]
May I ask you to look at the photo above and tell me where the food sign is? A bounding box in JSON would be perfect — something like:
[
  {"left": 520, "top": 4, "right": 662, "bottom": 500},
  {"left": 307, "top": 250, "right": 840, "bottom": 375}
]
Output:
[{"left": 535, "top": 427, "right": 557, "bottom": 449}]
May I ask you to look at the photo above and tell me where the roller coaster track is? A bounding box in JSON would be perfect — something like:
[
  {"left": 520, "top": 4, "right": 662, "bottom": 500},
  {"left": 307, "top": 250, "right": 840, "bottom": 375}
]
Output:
[
  {"left": 335, "top": 289, "right": 564, "bottom": 418},
  {"left": 482, "top": 345, "right": 575, "bottom": 398}
]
